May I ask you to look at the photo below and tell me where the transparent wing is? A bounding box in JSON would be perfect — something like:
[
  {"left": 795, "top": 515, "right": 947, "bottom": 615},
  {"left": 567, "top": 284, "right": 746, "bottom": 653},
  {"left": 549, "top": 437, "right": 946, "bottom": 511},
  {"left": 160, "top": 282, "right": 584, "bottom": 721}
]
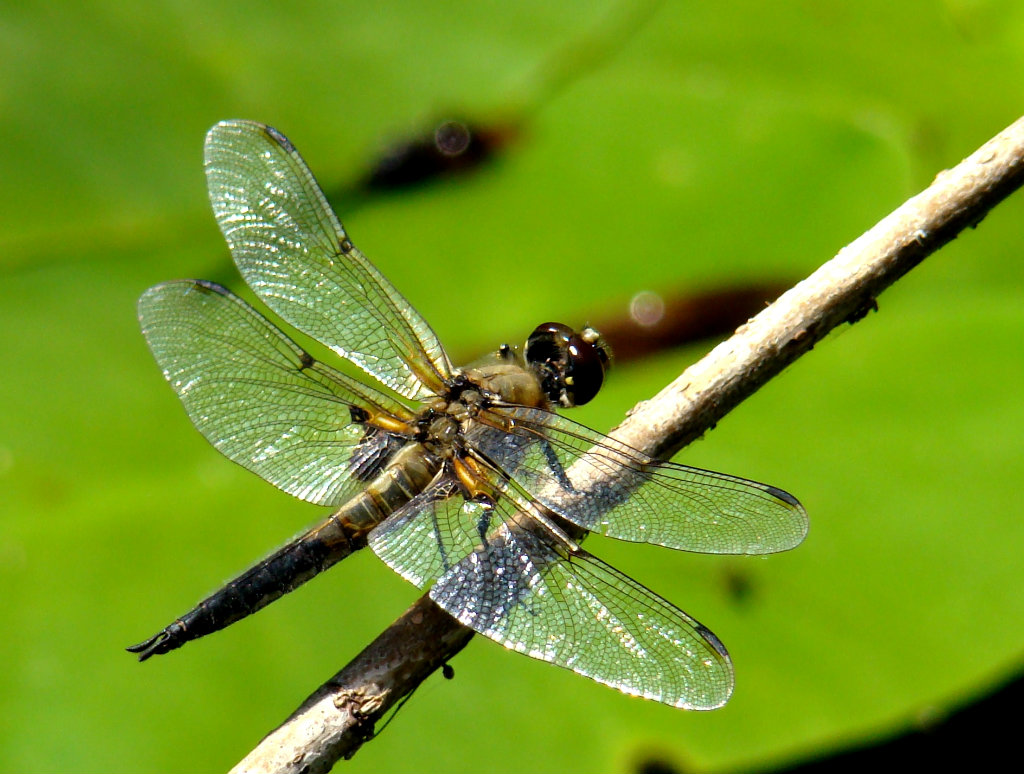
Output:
[
  {"left": 428, "top": 493, "right": 735, "bottom": 710},
  {"left": 204, "top": 119, "right": 453, "bottom": 401},
  {"left": 368, "top": 476, "right": 489, "bottom": 588},
  {"left": 468, "top": 405, "right": 808, "bottom": 555},
  {"left": 139, "top": 280, "right": 414, "bottom": 506}
]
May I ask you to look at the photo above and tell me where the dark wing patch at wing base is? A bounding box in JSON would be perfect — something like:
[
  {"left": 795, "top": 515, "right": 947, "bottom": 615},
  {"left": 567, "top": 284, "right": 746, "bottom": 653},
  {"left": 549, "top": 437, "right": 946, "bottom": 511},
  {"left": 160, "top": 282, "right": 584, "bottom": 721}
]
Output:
[
  {"left": 368, "top": 474, "right": 507, "bottom": 589},
  {"left": 427, "top": 492, "right": 735, "bottom": 710}
]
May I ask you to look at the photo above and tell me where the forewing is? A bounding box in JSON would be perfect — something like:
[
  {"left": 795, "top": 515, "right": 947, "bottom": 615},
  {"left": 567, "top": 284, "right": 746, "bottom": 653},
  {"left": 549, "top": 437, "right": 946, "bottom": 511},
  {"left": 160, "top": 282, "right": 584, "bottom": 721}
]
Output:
[
  {"left": 469, "top": 406, "right": 808, "bottom": 555},
  {"left": 139, "top": 280, "right": 413, "bottom": 506},
  {"left": 204, "top": 119, "right": 452, "bottom": 401},
  {"left": 428, "top": 495, "right": 734, "bottom": 710}
]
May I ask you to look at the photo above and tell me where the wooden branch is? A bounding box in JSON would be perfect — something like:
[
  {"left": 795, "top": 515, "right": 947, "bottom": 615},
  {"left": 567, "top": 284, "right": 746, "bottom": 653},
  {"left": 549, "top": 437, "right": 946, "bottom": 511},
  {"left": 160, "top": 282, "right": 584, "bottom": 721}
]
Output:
[
  {"left": 230, "top": 596, "right": 473, "bottom": 774},
  {"left": 231, "top": 114, "right": 1024, "bottom": 774}
]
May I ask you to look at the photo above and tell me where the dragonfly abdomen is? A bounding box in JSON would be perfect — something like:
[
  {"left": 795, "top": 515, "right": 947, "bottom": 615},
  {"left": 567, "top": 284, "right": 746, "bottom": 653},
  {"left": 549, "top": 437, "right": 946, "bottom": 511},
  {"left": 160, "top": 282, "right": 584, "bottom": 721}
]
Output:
[
  {"left": 128, "top": 444, "right": 441, "bottom": 661},
  {"left": 337, "top": 442, "right": 441, "bottom": 532}
]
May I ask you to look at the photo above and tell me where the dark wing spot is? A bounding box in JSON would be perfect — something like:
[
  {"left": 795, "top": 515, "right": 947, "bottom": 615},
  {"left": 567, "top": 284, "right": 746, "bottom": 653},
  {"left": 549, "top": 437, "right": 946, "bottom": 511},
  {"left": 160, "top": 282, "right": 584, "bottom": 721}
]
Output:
[
  {"left": 262, "top": 124, "right": 297, "bottom": 154},
  {"left": 348, "top": 425, "right": 406, "bottom": 482}
]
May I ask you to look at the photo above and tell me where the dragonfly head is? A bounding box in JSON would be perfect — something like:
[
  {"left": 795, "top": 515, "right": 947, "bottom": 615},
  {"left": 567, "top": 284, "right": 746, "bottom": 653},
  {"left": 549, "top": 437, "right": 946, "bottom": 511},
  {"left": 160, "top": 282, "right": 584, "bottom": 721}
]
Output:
[{"left": 525, "top": 322, "right": 611, "bottom": 408}]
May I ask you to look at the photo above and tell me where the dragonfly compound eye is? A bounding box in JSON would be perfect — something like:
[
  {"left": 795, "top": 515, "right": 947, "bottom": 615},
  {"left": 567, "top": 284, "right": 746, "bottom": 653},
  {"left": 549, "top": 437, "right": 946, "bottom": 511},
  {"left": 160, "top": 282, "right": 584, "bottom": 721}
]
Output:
[{"left": 525, "top": 322, "right": 610, "bottom": 407}]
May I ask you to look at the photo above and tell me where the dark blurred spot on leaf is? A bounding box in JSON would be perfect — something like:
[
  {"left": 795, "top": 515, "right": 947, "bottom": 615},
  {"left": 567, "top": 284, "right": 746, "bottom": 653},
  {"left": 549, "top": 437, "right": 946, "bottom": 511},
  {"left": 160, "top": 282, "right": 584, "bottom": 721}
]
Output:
[
  {"left": 358, "top": 119, "right": 519, "bottom": 193},
  {"left": 633, "top": 754, "right": 686, "bottom": 774},
  {"left": 723, "top": 565, "right": 756, "bottom": 606},
  {"left": 589, "top": 281, "right": 792, "bottom": 365},
  {"left": 453, "top": 281, "right": 792, "bottom": 367}
]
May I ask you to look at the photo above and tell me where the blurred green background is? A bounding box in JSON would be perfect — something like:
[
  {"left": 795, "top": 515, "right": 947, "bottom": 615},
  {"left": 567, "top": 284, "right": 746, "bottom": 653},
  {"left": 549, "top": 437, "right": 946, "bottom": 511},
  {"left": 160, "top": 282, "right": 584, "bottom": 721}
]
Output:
[{"left": 3, "top": 1, "right": 1024, "bottom": 772}]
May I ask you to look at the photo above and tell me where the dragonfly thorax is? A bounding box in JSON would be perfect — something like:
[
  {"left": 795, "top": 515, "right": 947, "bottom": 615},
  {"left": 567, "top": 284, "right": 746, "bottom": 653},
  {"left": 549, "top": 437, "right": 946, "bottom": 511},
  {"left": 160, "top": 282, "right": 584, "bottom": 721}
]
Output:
[
  {"left": 459, "top": 362, "right": 547, "bottom": 409},
  {"left": 420, "top": 411, "right": 461, "bottom": 453}
]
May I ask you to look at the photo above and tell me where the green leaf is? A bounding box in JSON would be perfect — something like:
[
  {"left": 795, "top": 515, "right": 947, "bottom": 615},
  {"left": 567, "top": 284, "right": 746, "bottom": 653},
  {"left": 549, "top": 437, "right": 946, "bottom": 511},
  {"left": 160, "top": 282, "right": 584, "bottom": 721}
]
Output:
[{"left": 3, "top": 1, "right": 1024, "bottom": 771}]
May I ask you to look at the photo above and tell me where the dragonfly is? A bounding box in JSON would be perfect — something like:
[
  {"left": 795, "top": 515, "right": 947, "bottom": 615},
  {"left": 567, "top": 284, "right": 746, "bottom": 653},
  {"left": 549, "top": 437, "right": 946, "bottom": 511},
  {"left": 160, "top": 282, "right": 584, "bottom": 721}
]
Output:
[{"left": 128, "top": 119, "right": 808, "bottom": 710}]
